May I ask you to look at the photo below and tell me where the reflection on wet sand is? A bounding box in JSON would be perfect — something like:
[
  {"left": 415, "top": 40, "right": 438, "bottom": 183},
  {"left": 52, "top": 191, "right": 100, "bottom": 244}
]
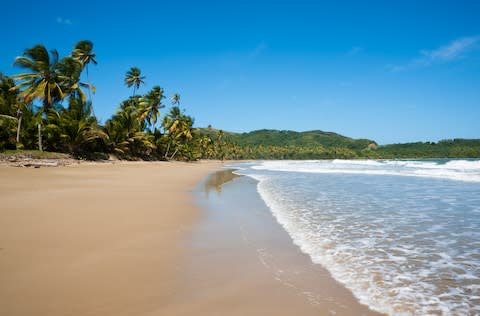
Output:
[{"left": 203, "top": 169, "right": 241, "bottom": 194}]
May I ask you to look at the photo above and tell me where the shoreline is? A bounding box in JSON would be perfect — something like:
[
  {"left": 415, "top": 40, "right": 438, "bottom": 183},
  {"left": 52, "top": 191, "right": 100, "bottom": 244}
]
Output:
[{"left": 173, "top": 169, "right": 384, "bottom": 315}]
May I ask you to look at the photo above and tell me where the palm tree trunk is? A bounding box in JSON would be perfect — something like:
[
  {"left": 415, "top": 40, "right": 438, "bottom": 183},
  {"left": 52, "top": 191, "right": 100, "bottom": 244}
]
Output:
[
  {"left": 169, "top": 147, "right": 179, "bottom": 160},
  {"left": 164, "top": 141, "right": 171, "bottom": 159},
  {"left": 38, "top": 123, "right": 43, "bottom": 151},
  {"left": 86, "top": 66, "right": 95, "bottom": 116},
  {"left": 16, "top": 115, "right": 22, "bottom": 144}
]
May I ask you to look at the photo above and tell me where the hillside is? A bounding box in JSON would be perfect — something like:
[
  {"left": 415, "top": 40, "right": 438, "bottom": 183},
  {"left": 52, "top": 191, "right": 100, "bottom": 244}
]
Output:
[{"left": 197, "top": 128, "right": 375, "bottom": 150}]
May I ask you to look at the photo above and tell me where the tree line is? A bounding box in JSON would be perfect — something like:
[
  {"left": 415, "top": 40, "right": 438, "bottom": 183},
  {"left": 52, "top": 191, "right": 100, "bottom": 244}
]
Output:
[{"left": 0, "top": 40, "right": 232, "bottom": 160}]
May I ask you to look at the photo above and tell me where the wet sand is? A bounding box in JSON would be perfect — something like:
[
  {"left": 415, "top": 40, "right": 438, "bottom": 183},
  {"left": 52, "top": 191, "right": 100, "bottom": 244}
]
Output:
[{"left": 165, "top": 170, "right": 384, "bottom": 316}]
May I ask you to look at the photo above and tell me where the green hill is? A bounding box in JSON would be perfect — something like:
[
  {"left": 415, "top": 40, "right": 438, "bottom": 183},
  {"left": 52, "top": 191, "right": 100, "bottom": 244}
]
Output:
[
  {"left": 229, "top": 129, "right": 375, "bottom": 150},
  {"left": 197, "top": 128, "right": 375, "bottom": 150}
]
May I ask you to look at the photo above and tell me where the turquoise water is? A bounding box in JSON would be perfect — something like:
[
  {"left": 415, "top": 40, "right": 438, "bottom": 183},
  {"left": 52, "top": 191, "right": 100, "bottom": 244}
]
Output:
[{"left": 230, "top": 160, "right": 480, "bottom": 315}]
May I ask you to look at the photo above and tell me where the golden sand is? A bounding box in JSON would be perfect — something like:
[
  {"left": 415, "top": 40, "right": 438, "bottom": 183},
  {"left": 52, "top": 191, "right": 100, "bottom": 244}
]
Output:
[{"left": 0, "top": 161, "right": 220, "bottom": 316}]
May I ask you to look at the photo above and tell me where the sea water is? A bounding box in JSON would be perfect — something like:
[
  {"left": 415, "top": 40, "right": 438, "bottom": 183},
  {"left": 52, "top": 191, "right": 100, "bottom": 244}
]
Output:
[{"left": 229, "top": 160, "right": 480, "bottom": 315}]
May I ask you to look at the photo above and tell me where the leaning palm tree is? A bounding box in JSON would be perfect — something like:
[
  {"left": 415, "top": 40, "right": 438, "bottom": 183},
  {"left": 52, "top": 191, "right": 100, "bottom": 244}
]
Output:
[
  {"left": 169, "top": 114, "right": 193, "bottom": 160},
  {"left": 139, "top": 86, "right": 165, "bottom": 127},
  {"left": 11, "top": 44, "right": 65, "bottom": 114},
  {"left": 161, "top": 106, "right": 193, "bottom": 159},
  {"left": 72, "top": 40, "right": 97, "bottom": 106},
  {"left": 124, "top": 67, "right": 145, "bottom": 96},
  {"left": 162, "top": 106, "right": 180, "bottom": 159},
  {"left": 171, "top": 93, "right": 180, "bottom": 106},
  {"left": 57, "top": 56, "right": 95, "bottom": 106}
]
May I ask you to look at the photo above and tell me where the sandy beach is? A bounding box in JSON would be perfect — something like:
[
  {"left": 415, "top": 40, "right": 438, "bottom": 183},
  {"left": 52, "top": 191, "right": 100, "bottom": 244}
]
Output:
[
  {"left": 0, "top": 161, "right": 221, "bottom": 316},
  {"left": 0, "top": 162, "right": 382, "bottom": 316}
]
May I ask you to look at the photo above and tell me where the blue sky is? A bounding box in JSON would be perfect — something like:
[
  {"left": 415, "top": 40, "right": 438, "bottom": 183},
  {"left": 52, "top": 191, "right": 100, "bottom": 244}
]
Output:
[{"left": 1, "top": 0, "right": 479, "bottom": 144}]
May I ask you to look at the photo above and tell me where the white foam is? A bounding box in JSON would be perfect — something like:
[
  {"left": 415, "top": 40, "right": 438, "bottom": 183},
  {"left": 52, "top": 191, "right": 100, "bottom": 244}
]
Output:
[
  {"left": 250, "top": 159, "right": 480, "bottom": 182},
  {"left": 231, "top": 161, "right": 480, "bottom": 315}
]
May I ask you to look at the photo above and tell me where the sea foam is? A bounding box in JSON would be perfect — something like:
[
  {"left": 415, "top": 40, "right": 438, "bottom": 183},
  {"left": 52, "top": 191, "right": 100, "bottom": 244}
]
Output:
[
  {"left": 231, "top": 160, "right": 480, "bottom": 315},
  {"left": 250, "top": 159, "right": 480, "bottom": 182}
]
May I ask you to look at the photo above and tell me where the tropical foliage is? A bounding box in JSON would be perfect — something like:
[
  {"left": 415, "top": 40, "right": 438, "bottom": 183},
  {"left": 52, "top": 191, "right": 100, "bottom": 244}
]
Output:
[
  {"left": 124, "top": 67, "right": 145, "bottom": 97},
  {"left": 2, "top": 40, "right": 480, "bottom": 160}
]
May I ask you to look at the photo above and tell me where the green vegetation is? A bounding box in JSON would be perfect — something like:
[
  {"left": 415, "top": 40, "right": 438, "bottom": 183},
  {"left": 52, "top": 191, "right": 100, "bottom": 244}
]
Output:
[
  {"left": 195, "top": 128, "right": 480, "bottom": 159},
  {"left": 0, "top": 41, "right": 204, "bottom": 161},
  {"left": 369, "top": 139, "right": 480, "bottom": 159},
  {"left": 1, "top": 40, "right": 479, "bottom": 160},
  {"left": 228, "top": 129, "right": 373, "bottom": 150}
]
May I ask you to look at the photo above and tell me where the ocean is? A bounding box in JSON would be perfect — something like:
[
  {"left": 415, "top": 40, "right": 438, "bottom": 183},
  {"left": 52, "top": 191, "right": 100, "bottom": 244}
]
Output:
[{"left": 228, "top": 160, "right": 480, "bottom": 315}]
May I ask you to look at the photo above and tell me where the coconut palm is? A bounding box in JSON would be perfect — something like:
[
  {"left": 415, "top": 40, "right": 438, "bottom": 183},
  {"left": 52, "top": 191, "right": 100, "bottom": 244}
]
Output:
[
  {"left": 72, "top": 40, "right": 97, "bottom": 106},
  {"left": 45, "top": 98, "right": 107, "bottom": 155},
  {"left": 139, "top": 86, "right": 165, "bottom": 127},
  {"left": 0, "top": 73, "right": 17, "bottom": 115},
  {"left": 57, "top": 56, "right": 94, "bottom": 105},
  {"left": 171, "top": 93, "right": 180, "bottom": 106},
  {"left": 0, "top": 73, "right": 22, "bottom": 146},
  {"left": 215, "top": 130, "right": 226, "bottom": 160},
  {"left": 113, "top": 106, "right": 140, "bottom": 137},
  {"left": 162, "top": 106, "right": 193, "bottom": 159},
  {"left": 10, "top": 45, "right": 74, "bottom": 151},
  {"left": 162, "top": 107, "right": 180, "bottom": 159},
  {"left": 72, "top": 40, "right": 97, "bottom": 76},
  {"left": 104, "top": 104, "right": 155, "bottom": 158},
  {"left": 11, "top": 45, "right": 65, "bottom": 113},
  {"left": 124, "top": 67, "right": 145, "bottom": 96}
]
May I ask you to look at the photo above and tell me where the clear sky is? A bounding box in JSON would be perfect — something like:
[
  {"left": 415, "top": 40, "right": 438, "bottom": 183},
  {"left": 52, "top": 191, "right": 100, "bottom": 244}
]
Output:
[{"left": 1, "top": 0, "right": 479, "bottom": 144}]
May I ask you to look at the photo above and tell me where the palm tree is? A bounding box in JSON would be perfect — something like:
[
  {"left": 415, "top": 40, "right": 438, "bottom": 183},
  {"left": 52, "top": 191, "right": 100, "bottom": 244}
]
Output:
[
  {"left": 104, "top": 104, "right": 155, "bottom": 158},
  {"left": 10, "top": 45, "right": 91, "bottom": 151},
  {"left": 216, "top": 130, "right": 226, "bottom": 161},
  {"left": 171, "top": 93, "right": 180, "bottom": 106},
  {"left": 72, "top": 40, "right": 97, "bottom": 107},
  {"left": 72, "top": 40, "right": 97, "bottom": 77},
  {"left": 46, "top": 98, "right": 107, "bottom": 155},
  {"left": 57, "top": 56, "right": 94, "bottom": 105},
  {"left": 161, "top": 106, "right": 193, "bottom": 159},
  {"left": 162, "top": 107, "right": 180, "bottom": 159},
  {"left": 139, "top": 86, "right": 165, "bottom": 127},
  {"left": 10, "top": 45, "right": 72, "bottom": 151},
  {"left": 11, "top": 45, "right": 65, "bottom": 113},
  {"left": 114, "top": 105, "right": 140, "bottom": 137},
  {"left": 0, "top": 73, "right": 22, "bottom": 146},
  {"left": 0, "top": 73, "right": 17, "bottom": 114},
  {"left": 124, "top": 67, "right": 145, "bottom": 97}
]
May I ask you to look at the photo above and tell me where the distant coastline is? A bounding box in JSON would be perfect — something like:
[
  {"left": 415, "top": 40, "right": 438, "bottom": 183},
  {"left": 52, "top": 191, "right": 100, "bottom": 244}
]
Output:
[{"left": 2, "top": 130, "right": 480, "bottom": 164}]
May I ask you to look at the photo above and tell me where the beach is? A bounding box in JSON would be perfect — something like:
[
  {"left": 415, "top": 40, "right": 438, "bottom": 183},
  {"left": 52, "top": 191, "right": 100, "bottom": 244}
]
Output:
[
  {"left": 0, "top": 161, "right": 221, "bottom": 316},
  {"left": 0, "top": 161, "right": 384, "bottom": 316}
]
